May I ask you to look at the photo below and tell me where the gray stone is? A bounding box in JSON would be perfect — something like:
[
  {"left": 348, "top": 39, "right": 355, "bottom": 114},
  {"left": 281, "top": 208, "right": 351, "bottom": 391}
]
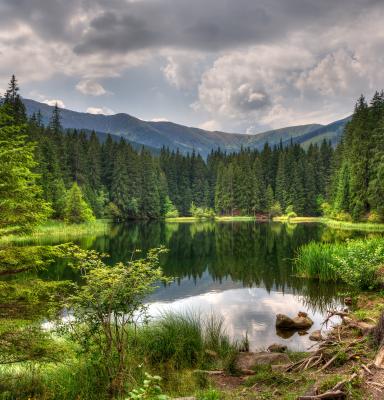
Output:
[
  {"left": 309, "top": 330, "right": 323, "bottom": 341},
  {"left": 267, "top": 343, "right": 287, "bottom": 353},
  {"left": 236, "top": 351, "right": 291, "bottom": 371}
]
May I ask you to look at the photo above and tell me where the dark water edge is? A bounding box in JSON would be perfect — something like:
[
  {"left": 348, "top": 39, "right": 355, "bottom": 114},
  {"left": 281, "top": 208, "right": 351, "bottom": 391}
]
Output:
[{"left": 35, "top": 220, "right": 378, "bottom": 351}]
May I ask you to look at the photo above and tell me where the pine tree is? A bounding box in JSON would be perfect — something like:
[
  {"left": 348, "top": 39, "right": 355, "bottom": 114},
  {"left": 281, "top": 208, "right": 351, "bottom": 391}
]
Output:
[
  {"left": 2, "top": 75, "right": 26, "bottom": 124},
  {"left": 0, "top": 103, "right": 51, "bottom": 230},
  {"left": 64, "top": 182, "right": 95, "bottom": 224}
]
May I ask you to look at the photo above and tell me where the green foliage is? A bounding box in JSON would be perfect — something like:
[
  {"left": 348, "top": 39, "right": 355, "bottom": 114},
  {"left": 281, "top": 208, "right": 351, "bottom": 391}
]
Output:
[
  {"left": 164, "top": 196, "right": 179, "bottom": 218},
  {"left": 190, "top": 202, "right": 215, "bottom": 219},
  {"left": 270, "top": 201, "right": 282, "bottom": 217},
  {"left": 64, "top": 182, "right": 95, "bottom": 224},
  {"left": 0, "top": 99, "right": 51, "bottom": 231},
  {"left": 127, "top": 373, "right": 168, "bottom": 400},
  {"left": 67, "top": 246, "right": 169, "bottom": 396},
  {"left": 296, "top": 237, "right": 384, "bottom": 289}
]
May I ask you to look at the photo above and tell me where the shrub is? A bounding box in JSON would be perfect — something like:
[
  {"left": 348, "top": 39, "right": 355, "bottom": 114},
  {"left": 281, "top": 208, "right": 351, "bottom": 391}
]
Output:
[
  {"left": 334, "top": 212, "right": 352, "bottom": 222},
  {"left": 287, "top": 211, "right": 297, "bottom": 221},
  {"left": 367, "top": 211, "right": 382, "bottom": 223},
  {"left": 270, "top": 201, "right": 282, "bottom": 217}
]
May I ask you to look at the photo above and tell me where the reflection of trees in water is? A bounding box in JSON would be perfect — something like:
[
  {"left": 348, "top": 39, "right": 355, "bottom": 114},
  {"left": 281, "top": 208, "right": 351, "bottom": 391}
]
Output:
[{"left": 45, "top": 221, "right": 352, "bottom": 312}]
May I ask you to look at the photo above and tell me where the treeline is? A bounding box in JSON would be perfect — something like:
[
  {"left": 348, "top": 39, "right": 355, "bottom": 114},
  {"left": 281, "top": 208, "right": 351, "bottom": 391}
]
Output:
[
  {"left": 330, "top": 92, "right": 384, "bottom": 221},
  {"left": 4, "top": 75, "right": 384, "bottom": 225},
  {"left": 0, "top": 76, "right": 335, "bottom": 226}
]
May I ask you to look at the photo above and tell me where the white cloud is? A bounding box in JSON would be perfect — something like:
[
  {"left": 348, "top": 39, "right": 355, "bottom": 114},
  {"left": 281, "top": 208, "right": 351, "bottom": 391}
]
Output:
[
  {"left": 162, "top": 52, "right": 204, "bottom": 90},
  {"left": 151, "top": 117, "right": 169, "bottom": 122},
  {"left": 76, "top": 79, "right": 109, "bottom": 96},
  {"left": 43, "top": 99, "right": 65, "bottom": 108},
  {"left": 86, "top": 106, "right": 115, "bottom": 115},
  {"left": 199, "top": 120, "right": 221, "bottom": 131}
]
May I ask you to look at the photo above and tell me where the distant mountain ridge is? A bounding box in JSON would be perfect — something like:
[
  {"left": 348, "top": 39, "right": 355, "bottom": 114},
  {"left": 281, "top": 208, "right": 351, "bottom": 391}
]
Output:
[{"left": 23, "top": 98, "right": 349, "bottom": 156}]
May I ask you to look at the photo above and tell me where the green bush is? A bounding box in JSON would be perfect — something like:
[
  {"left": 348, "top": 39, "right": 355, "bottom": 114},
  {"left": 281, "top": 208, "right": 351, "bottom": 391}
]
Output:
[{"left": 367, "top": 211, "right": 382, "bottom": 223}]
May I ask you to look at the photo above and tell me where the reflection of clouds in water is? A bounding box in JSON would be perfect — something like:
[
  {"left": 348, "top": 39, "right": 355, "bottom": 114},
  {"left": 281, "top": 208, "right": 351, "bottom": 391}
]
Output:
[{"left": 147, "top": 287, "right": 340, "bottom": 352}]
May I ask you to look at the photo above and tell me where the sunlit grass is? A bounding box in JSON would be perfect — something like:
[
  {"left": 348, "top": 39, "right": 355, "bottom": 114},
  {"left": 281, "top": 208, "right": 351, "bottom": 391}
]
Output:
[
  {"left": 0, "top": 219, "right": 111, "bottom": 245},
  {"left": 295, "top": 237, "right": 384, "bottom": 289},
  {"left": 274, "top": 216, "right": 384, "bottom": 231}
]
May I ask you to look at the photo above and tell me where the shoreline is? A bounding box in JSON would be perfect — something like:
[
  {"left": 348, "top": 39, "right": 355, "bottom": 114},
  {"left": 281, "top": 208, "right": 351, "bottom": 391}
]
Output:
[{"left": 273, "top": 216, "right": 384, "bottom": 231}]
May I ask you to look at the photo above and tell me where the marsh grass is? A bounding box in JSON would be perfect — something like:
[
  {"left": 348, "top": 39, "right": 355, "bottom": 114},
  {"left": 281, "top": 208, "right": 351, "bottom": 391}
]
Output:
[
  {"left": 0, "top": 312, "right": 238, "bottom": 400},
  {"left": 295, "top": 237, "right": 384, "bottom": 289},
  {"left": 274, "top": 216, "right": 384, "bottom": 231},
  {"left": 0, "top": 219, "right": 110, "bottom": 245}
]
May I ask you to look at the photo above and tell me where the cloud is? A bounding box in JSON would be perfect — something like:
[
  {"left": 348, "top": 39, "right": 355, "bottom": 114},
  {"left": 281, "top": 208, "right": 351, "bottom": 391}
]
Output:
[
  {"left": 76, "top": 79, "right": 109, "bottom": 96},
  {"left": 162, "top": 52, "right": 204, "bottom": 90},
  {"left": 151, "top": 117, "right": 169, "bottom": 122},
  {"left": 2, "top": 0, "right": 384, "bottom": 132},
  {"left": 86, "top": 106, "right": 115, "bottom": 115},
  {"left": 199, "top": 120, "right": 221, "bottom": 131},
  {"left": 43, "top": 99, "right": 65, "bottom": 108}
]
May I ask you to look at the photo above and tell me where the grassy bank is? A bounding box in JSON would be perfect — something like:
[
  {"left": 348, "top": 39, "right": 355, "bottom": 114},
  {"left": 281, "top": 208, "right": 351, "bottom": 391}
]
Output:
[
  {"left": 274, "top": 216, "right": 384, "bottom": 231},
  {"left": 0, "top": 219, "right": 111, "bottom": 245},
  {"left": 295, "top": 236, "right": 384, "bottom": 288},
  {"left": 165, "top": 216, "right": 257, "bottom": 223},
  {"left": 0, "top": 312, "right": 239, "bottom": 400}
]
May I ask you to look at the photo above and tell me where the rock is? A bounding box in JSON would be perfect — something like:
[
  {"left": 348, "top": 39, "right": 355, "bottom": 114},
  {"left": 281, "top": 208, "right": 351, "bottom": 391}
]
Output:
[
  {"left": 276, "top": 328, "right": 295, "bottom": 339},
  {"left": 268, "top": 343, "right": 287, "bottom": 353},
  {"left": 276, "top": 314, "right": 296, "bottom": 329},
  {"left": 276, "top": 313, "right": 313, "bottom": 330},
  {"left": 298, "top": 311, "right": 308, "bottom": 318},
  {"left": 344, "top": 297, "right": 353, "bottom": 305},
  {"left": 291, "top": 315, "right": 314, "bottom": 330},
  {"left": 236, "top": 352, "right": 291, "bottom": 372},
  {"left": 298, "top": 330, "right": 308, "bottom": 336},
  {"left": 309, "top": 330, "right": 323, "bottom": 341}
]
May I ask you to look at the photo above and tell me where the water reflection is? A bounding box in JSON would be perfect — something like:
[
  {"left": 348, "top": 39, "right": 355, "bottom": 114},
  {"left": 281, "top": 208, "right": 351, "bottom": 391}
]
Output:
[{"left": 42, "top": 221, "right": 373, "bottom": 350}]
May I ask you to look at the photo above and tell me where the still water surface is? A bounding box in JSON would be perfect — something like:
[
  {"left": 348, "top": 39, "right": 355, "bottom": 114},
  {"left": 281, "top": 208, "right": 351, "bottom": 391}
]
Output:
[{"left": 45, "top": 221, "right": 369, "bottom": 351}]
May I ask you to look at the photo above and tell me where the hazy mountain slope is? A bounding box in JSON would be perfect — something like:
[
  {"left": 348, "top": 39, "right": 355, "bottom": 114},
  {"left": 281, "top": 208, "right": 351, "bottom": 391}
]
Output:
[
  {"left": 283, "top": 116, "right": 351, "bottom": 149},
  {"left": 23, "top": 98, "right": 346, "bottom": 155}
]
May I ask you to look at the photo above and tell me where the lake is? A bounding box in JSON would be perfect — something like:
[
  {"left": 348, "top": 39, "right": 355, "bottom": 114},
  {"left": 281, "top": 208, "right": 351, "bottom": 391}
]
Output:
[{"left": 40, "top": 220, "right": 373, "bottom": 351}]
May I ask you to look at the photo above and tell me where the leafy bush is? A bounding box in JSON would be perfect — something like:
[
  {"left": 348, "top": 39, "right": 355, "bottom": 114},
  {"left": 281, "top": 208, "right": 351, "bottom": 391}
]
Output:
[
  {"left": 270, "top": 201, "right": 282, "bottom": 217},
  {"left": 190, "top": 202, "right": 215, "bottom": 219},
  {"left": 127, "top": 373, "right": 168, "bottom": 400},
  {"left": 367, "top": 211, "right": 382, "bottom": 223},
  {"left": 287, "top": 211, "right": 297, "bottom": 220},
  {"left": 334, "top": 212, "right": 353, "bottom": 222}
]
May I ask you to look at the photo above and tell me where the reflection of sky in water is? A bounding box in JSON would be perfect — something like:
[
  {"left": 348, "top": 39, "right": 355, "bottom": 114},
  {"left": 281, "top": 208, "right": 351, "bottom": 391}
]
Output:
[{"left": 147, "top": 271, "right": 340, "bottom": 352}]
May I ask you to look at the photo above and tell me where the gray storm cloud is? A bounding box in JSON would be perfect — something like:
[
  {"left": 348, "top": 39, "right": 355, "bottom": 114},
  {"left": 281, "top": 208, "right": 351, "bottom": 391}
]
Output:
[{"left": 1, "top": 0, "right": 384, "bottom": 132}]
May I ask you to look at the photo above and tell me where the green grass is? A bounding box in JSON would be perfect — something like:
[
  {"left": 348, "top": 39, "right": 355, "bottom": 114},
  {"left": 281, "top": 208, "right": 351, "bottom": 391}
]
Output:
[
  {"left": 295, "top": 237, "right": 384, "bottom": 289},
  {"left": 0, "top": 219, "right": 111, "bottom": 245},
  {"left": 0, "top": 312, "right": 239, "bottom": 400},
  {"left": 165, "top": 216, "right": 257, "bottom": 223},
  {"left": 274, "top": 216, "right": 384, "bottom": 231}
]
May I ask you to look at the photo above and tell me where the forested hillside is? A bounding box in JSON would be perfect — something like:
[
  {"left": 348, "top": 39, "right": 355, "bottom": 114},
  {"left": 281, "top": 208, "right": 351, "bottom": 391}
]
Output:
[
  {"left": 2, "top": 76, "right": 384, "bottom": 225},
  {"left": 23, "top": 98, "right": 348, "bottom": 156}
]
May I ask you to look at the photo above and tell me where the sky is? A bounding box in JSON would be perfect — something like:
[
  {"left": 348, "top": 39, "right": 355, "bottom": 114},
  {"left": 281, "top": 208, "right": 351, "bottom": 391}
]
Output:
[{"left": 1, "top": 0, "right": 384, "bottom": 134}]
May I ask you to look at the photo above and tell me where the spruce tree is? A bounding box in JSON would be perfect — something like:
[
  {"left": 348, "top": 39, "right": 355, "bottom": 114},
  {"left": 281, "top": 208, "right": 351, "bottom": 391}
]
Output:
[
  {"left": 0, "top": 104, "right": 51, "bottom": 230},
  {"left": 64, "top": 182, "right": 95, "bottom": 224}
]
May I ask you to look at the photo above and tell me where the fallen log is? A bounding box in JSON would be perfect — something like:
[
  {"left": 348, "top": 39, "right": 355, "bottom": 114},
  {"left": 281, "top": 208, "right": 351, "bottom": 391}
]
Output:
[
  {"left": 374, "top": 345, "right": 384, "bottom": 369},
  {"left": 298, "top": 390, "right": 346, "bottom": 399}
]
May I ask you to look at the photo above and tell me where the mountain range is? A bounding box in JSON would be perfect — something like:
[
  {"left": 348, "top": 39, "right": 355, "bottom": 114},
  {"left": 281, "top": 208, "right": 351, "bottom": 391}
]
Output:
[{"left": 23, "top": 98, "right": 350, "bottom": 156}]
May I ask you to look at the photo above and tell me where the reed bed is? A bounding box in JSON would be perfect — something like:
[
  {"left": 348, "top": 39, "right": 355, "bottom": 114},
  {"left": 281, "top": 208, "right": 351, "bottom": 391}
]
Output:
[
  {"left": 295, "top": 237, "right": 384, "bottom": 289},
  {"left": 0, "top": 219, "right": 110, "bottom": 245}
]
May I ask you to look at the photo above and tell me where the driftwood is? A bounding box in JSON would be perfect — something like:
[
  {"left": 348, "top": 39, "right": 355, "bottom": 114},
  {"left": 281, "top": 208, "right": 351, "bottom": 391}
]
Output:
[
  {"left": 298, "top": 373, "right": 357, "bottom": 400},
  {"left": 374, "top": 345, "right": 384, "bottom": 369},
  {"left": 298, "top": 390, "right": 345, "bottom": 399}
]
